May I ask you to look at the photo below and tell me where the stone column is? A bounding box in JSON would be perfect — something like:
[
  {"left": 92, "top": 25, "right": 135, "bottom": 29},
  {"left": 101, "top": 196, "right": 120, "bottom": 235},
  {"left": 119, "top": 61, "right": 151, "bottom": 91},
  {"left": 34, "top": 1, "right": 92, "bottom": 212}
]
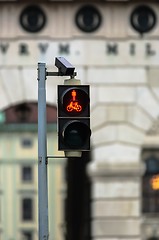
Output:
[
  {"left": 87, "top": 64, "right": 159, "bottom": 240},
  {"left": 88, "top": 161, "right": 145, "bottom": 240}
]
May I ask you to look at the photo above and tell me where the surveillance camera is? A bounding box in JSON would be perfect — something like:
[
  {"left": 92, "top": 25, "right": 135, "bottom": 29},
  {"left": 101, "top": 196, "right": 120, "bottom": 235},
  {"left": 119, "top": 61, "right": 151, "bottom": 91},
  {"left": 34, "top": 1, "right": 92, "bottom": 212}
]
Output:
[{"left": 55, "top": 57, "right": 75, "bottom": 76}]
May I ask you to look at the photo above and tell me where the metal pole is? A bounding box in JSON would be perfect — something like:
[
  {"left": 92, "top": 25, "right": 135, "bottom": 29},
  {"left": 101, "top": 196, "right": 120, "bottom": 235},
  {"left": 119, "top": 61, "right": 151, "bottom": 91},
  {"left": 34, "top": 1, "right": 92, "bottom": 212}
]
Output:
[{"left": 38, "top": 63, "right": 49, "bottom": 240}]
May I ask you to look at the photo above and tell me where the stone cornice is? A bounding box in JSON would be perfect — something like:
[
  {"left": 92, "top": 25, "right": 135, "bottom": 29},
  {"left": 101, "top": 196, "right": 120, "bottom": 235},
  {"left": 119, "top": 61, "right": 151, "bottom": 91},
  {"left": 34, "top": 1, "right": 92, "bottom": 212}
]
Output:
[{"left": 88, "top": 162, "right": 145, "bottom": 179}]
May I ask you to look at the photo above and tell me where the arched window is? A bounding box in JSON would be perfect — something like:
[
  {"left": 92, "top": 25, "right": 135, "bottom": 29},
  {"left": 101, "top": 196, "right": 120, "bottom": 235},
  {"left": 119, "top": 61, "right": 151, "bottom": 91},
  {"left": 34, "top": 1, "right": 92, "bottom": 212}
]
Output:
[{"left": 142, "top": 152, "right": 159, "bottom": 214}]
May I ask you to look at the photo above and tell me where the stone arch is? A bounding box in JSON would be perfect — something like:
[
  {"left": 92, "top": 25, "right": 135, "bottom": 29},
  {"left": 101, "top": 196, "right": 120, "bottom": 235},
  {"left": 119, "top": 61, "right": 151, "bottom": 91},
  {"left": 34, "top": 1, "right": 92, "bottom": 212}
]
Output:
[
  {"left": 0, "top": 66, "right": 60, "bottom": 111},
  {"left": 89, "top": 82, "right": 159, "bottom": 174}
]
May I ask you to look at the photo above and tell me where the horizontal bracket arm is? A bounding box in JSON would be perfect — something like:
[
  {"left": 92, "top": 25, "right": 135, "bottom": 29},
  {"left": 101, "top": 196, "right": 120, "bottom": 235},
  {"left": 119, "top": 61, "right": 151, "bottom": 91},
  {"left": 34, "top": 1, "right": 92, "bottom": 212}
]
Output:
[{"left": 46, "top": 71, "right": 77, "bottom": 77}]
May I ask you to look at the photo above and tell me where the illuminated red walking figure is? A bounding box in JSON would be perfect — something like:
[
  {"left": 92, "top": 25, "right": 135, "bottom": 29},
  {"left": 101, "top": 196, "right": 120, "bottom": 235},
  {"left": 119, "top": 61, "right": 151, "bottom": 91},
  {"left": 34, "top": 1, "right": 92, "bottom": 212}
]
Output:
[{"left": 67, "top": 90, "right": 82, "bottom": 112}]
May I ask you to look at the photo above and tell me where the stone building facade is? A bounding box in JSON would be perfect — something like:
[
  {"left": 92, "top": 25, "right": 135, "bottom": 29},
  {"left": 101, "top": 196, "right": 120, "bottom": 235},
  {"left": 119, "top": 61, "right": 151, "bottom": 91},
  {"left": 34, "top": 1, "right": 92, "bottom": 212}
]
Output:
[{"left": 0, "top": 1, "right": 159, "bottom": 240}]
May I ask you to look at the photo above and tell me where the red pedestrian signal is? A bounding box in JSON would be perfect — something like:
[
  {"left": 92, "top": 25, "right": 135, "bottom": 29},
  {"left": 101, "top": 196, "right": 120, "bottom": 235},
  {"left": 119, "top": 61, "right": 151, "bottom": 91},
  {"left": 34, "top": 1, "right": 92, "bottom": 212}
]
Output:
[
  {"left": 66, "top": 90, "right": 82, "bottom": 112},
  {"left": 59, "top": 86, "right": 90, "bottom": 116}
]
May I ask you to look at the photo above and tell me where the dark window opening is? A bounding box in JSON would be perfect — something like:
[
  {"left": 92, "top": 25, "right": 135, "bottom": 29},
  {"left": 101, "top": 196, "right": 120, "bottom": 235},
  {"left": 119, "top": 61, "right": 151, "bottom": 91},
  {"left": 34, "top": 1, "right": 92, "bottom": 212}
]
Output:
[
  {"left": 21, "top": 138, "right": 33, "bottom": 148},
  {"left": 142, "top": 149, "right": 159, "bottom": 214},
  {"left": 15, "top": 103, "right": 31, "bottom": 123},
  {"left": 22, "top": 198, "right": 33, "bottom": 221},
  {"left": 22, "top": 231, "right": 33, "bottom": 240},
  {"left": 20, "top": 5, "right": 46, "bottom": 33},
  {"left": 75, "top": 5, "right": 102, "bottom": 33},
  {"left": 22, "top": 166, "right": 33, "bottom": 182},
  {"left": 130, "top": 5, "right": 157, "bottom": 34}
]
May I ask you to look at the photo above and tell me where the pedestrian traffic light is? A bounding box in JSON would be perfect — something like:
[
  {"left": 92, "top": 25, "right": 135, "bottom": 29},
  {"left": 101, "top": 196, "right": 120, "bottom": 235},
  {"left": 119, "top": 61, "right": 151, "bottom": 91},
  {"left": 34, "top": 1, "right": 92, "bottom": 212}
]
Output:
[{"left": 57, "top": 85, "right": 91, "bottom": 152}]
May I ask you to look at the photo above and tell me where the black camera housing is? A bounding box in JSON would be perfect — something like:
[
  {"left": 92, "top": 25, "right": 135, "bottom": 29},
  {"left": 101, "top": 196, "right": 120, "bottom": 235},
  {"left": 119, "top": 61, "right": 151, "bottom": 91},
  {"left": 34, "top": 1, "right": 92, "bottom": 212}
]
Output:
[{"left": 55, "top": 57, "right": 75, "bottom": 76}]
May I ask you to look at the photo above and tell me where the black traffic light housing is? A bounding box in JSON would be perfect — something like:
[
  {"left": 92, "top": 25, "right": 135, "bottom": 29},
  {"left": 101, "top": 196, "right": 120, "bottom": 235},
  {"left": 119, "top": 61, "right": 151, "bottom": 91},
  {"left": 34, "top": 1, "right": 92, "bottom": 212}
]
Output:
[{"left": 58, "top": 85, "right": 91, "bottom": 151}]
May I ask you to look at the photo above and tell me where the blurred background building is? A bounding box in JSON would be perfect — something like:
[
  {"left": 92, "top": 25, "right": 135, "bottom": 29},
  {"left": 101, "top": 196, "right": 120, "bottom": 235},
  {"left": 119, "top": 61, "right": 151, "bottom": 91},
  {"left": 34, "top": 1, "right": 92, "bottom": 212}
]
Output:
[{"left": 1, "top": 1, "right": 159, "bottom": 240}]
